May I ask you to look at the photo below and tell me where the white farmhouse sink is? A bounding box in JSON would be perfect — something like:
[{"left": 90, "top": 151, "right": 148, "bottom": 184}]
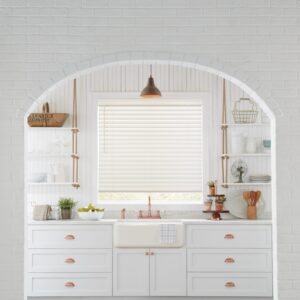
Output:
[{"left": 113, "top": 221, "right": 185, "bottom": 248}]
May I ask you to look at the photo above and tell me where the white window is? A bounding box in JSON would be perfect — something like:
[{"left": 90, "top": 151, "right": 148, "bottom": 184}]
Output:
[{"left": 97, "top": 98, "right": 206, "bottom": 203}]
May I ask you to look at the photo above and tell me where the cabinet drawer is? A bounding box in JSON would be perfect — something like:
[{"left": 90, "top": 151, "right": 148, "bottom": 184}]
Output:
[
  {"left": 28, "top": 249, "right": 112, "bottom": 273},
  {"left": 28, "top": 225, "right": 112, "bottom": 249},
  {"left": 187, "top": 249, "right": 272, "bottom": 272},
  {"left": 27, "top": 273, "right": 112, "bottom": 297},
  {"left": 187, "top": 225, "right": 272, "bottom": 249},
  {"left": 188, "top": 272, "right": 272, "bottom": 297}
]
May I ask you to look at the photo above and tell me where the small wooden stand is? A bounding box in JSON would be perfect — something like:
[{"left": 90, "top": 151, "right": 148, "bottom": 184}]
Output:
[
  {"left": 203, "top": 194, "right": 229, "bottom": 220},
  {"left": 202, "top": 210, "right": 230, "bottom": 221}
]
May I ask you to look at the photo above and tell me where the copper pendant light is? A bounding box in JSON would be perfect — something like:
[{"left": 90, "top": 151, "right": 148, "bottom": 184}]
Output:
[{"left": 140, "top": 65, "right": 162, "bottom": 98}]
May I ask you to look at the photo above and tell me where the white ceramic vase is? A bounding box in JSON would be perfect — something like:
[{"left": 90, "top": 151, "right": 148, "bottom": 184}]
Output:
[
  {"left": 231, "top": 133, "right": 245, "bottom": 154},
  {"left": 246, "top": 137, "right": 257, "bottom": 153}
]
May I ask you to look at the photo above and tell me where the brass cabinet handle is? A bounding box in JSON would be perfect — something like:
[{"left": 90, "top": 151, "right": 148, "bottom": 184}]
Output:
[
  {"left": 225, "top": 281, "right": 235, "bottom": 287},
  {"left": 65, "top": 258, "right": 76, "bottom": 264},
  {"left": 150, "top": 252, "right": 154, "bottom": 256},
  {"left": 64, "top": 234, "right": 75, "bottom": 240},
  {"left": 225, "top": 282, "right": 235, "bottom": 288},
  {"left": 145, "top": 252, "right": 149, "bottom": 255},
  {"left": 65, "top": 282, "right": 75, "bottom": 288},
  {"left": 224, "top": 233, "right": 235, "bottom": 239},
  {"left": 224, "top": 257, "right": 235, "bottom": 263}
]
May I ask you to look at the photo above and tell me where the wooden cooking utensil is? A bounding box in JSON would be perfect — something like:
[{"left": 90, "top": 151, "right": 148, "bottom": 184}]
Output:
[
  {"left": 243, "top": 191, "right": 250, "bottom": 206},
  {"left": 250, "top": 191, "right": 256, "bottom": 206},
  {"left": 255, "top": 191, "right": 261, "bottom": 205}
]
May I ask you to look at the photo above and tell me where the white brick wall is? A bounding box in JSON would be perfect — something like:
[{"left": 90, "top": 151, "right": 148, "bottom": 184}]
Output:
[{"left": 0, "top": 1, "right": 299, "bottom": 299}]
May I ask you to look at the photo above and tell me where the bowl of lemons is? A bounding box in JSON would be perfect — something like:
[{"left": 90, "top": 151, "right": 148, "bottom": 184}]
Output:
[{"left": 77, "top": 204, "right": 105, "bottom": 220}]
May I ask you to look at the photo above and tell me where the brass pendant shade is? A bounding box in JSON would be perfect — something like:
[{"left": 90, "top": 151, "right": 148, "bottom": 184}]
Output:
[{"left": 140, "top": 65, "right": 162, "bottom": 98}]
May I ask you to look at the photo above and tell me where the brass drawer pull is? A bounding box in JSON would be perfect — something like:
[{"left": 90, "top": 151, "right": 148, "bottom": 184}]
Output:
[
  {"left": 224, "top": 233, "right": 234, "bottom": 239},
  {"left": 145, "top": 252, "right": 149, "bottom": 255},
  {"left": 65, "top": 282, "right": 75, "bottom": 288},
  {"left": 150, "top": 252, "right": 154, "bottom": 256},
  {"left": 64, "top": 234, "right": 75, "bottom": 240},
  {"left": 225, "top": 282, "right": 235, "bottom": 288},
  {"left": 224, "top": 257, "right": 235, "bottom": 263},
  {"left": 65, "top": 258, "right": 76, "bottom": 264}
]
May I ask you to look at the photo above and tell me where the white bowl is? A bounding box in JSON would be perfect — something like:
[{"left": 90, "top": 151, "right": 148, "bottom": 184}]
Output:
[
  {"left": 29, "top": 172, "right": 47, "bottom": 183},
  {"left": 78, "top": 211, "right": 104, "bottom": 220}
]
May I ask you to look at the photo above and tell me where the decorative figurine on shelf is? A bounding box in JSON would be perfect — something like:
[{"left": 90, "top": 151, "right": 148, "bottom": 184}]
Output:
[
  {"left": 207, "top": 180, "right": 216, "bottom": 196},
  {"left": 231, "top": 160, "right": 248, "bottom": 183}
]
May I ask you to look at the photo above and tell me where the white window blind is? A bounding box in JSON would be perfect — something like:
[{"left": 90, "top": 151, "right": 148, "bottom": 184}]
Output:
[{"left": 98, "top": 104, "right": 203, "bottom": 192}]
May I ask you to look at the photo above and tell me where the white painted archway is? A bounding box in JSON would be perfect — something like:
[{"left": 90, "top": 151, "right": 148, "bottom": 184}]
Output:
[{"left": 25, "top": 58, "right": 277, "bottom": 300}]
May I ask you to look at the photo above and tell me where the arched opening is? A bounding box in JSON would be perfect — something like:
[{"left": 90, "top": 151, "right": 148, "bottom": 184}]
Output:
[{"left": 25, "top": 60, "right": 277, "bottom": 299}]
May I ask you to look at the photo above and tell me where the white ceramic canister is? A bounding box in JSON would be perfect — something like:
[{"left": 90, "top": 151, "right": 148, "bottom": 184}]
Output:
[
  {"left": 231, "top": 132, "right": 245, "bottom": 154},
  {"left": 53, "top": 163, "right": 66, "bottom": 182},
  {"left": 245, "top": 137, "right": 257, "bottom": 153},
  {"left": 47, "top": 173, "right": 55, "bottom": 183}
]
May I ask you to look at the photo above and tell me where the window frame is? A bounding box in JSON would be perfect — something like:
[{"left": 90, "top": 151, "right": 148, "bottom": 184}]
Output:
[{"left": 88, "top": 92, "right": 212, "bottom": 211}]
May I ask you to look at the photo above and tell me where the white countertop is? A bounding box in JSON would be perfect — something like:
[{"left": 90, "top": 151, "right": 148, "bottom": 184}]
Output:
[{"left": 28, "top": 218, "right": 272, "bottom": 225}]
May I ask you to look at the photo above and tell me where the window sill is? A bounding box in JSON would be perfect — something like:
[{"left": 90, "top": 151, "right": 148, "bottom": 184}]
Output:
[{"left": 97, "top": 201, "right": 203, "bottom": 211}]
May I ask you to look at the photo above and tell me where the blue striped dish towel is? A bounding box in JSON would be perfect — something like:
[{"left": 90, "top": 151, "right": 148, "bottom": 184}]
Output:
[{"left": 160, "top": 224, "right": 177, "bottom": 244}]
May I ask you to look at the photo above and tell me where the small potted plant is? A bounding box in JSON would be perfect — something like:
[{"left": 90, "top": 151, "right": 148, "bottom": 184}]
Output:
[
  {"left": 215, "top": 195, "right": 226, "bottom": 212},
  {"left": 204, "top": 198, "right": 213, "bottom": 211},
  {"left": 58, "top": 198, "right": 76, "bottom": 220},
  {"left": 207, "top": 180, "right": 216, "bottom": 196}
]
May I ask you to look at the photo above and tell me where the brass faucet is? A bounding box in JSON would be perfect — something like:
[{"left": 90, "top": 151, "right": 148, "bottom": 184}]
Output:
[
  {"left": 138, "top": 196, "right": 161, "bottom": 219},
  {"left": 147, "top": 196, "right": 152, "bottom": 217},
  {"left": 120, "top": 208, "right": 126, "bottom": 219}
]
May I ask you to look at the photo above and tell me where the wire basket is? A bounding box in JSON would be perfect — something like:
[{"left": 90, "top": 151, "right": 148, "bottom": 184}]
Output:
[{"left": 232, "top": 98, "right": 258, "bottom": 124}]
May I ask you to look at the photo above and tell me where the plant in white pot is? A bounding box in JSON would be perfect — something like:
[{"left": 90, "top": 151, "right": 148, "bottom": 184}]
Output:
[
  {"left": 207, "top": 180, "right": 216, "bottom": 196},
  {"left": 215, "top": 195, "right": 226, "bottom": 212}
]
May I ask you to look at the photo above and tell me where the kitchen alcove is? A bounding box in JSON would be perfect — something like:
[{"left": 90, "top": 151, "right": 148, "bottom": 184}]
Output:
[{"left": 24, "top": 59, "right": 277, "bottom": 299}]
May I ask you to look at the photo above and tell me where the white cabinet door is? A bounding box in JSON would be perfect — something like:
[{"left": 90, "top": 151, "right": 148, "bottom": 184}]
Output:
[
  {"left": 113, "top": 248, "right": 149, "bottom": 296},
  {"left": 150, "top": 248, "right": 186, "bottom": 296}
]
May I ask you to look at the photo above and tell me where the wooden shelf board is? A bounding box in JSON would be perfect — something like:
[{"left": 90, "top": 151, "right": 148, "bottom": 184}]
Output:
[{"left": 202, "top": 210, "right": 230, "bottom": 213}]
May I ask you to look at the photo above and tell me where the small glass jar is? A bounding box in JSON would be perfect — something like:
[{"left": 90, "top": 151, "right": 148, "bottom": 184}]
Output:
[
  {"left": 50, "top": 205, "right": 60, "bottom": 220},
  {"left": 204, "top": 199, "right": 213, "bottom": 211}
]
